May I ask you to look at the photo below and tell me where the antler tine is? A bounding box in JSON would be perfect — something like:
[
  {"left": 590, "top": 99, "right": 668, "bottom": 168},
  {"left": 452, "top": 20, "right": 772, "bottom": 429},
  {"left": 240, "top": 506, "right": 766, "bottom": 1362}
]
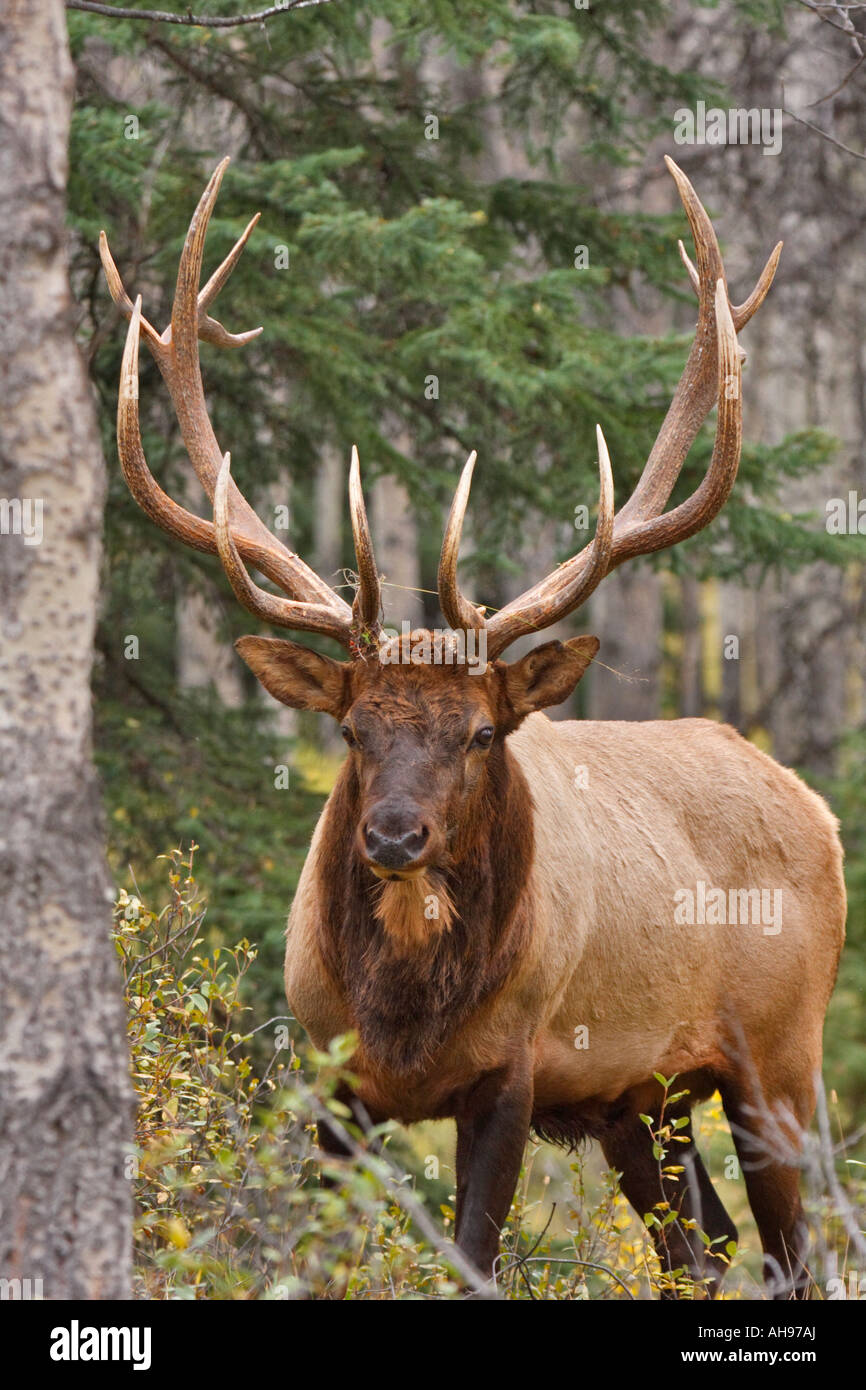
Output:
[
  {"left": 482, "top": 159, "right": 773, "bottom": 659},
  {"left": 730, "top": 240, "right": 783, "bottom": 330},
  {"left": 117, "top": 297, "right": 355, "bottom": 609},
  {"left": 613, "top": 158, "right": 777, "bottom": 531},
  {"left": 103, "top": 157, "right": 353, "bottom": 628},
  {"left": 617, "top": 158, "right": 776, "bottom": 524},
  {"left": 606, "top": 280, "right": 741, "bottom": 567},
  {"left": 172, "top": 157, "right": 247, "bottom": 357},
  {"left": 197, "top": 211, "right": 263, "bottom": 347},
  {"left": 665, "top": 157, "right": 724, "bottom": 284},
  {"left": 100, "top": 206, "right": 263, "bottom": 351},
  {"left": 118, "top": 297, "right": 215, "bottom": 552},
  {"left": 676, "top": 221, "right": 781, "bottom": 340},
  {"left": 165, "top": 160, "right": 344, "bottom": 610},
  {"left": 489, "top": 280, "right": 741, "bottom": 656},
  {"left": 214, "top": 453, "right": 355, "bottom": 648},
  {"left": 438, "top": 451, "right": 486, "bottom": 633},
  {"left": 349, "top": 447, "right": 382, "bottom": 634},
  {"left": 99, "top": 232, "right": 164, "bottom": 353},
  {"left": 679, "top": 233, "right": 782, "bottom": 333},
  {"left": 549, "top": 424, "right": 615, "bottom": 612},
  {"left": 612, "top": 155, "right": 727, "bottom": 528},
  {"left": 677, "top": 239, "right": 700, "bottom": 296}
]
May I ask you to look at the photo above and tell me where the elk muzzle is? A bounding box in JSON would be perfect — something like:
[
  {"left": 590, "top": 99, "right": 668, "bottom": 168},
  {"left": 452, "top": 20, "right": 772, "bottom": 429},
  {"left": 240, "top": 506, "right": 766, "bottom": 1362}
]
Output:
[{"left": 360, "top": 803, "right": 433, "bottom": 877}]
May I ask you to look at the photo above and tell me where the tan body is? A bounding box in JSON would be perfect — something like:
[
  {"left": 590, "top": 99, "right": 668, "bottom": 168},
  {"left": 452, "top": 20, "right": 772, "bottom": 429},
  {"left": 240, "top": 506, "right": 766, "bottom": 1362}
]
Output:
[{"left": 287, "top": 714, "right": 845, "bottom": 1128}]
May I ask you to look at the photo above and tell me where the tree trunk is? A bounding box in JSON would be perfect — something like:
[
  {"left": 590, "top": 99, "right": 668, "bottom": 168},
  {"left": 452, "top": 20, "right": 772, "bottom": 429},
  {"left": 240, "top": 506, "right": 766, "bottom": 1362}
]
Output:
[
  {"left": 586, "top": 568, "right": 662, "bottom": 721},
  {"left": 0, "top": 0, "right": 132, "bottom": 1299},
  {"left": 176, "top": 584, "right": 245, "bottom": 707},
  {"left": 372, "top": 459, "right": 424, "bottom": 632},
  {"left": 679, "top": 574, "right": 703, "bottom": 718}
]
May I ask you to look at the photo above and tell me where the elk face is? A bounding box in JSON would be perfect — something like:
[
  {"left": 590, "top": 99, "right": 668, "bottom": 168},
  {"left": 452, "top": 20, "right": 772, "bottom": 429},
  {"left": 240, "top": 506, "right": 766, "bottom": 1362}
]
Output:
[
  {"left": 340, "top": 662, "right": 499, "bottom": 879},
  {"left": 235, "top": 632, "right": 599, "bottom": 881}
]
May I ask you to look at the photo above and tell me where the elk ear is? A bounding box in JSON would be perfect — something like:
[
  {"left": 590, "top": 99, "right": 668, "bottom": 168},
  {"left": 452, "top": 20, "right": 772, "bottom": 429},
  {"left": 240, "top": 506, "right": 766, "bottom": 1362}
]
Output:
[
  {"left": 501, "top": 636, "right": 599, "bottom": 724},
  {"left": 235, "top": 636, "right": 351, "bottom": 718}
]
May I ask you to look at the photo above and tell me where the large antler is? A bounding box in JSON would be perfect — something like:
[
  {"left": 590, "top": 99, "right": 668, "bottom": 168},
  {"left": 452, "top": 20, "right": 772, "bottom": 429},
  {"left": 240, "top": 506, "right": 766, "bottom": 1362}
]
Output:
[
  {"left": 438, "top": 157, "right": 782, "bottom": 662},
  {"left": 101, "top": 158, "right": 380, "bottom": 652}
]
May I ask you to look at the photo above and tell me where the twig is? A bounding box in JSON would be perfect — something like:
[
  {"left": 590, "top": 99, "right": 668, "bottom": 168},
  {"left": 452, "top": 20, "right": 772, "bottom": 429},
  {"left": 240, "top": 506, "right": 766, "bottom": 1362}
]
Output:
[
  {"left": 298, "top": 1079, "right": 499, "bottom": 1299},
  {"left": 496, "top": 1254, "right": 636, "bottom": 1300},
  {"left": 781, "top": 80, "right": 866, "bottom": 160},
  {"left": 813, "top": 1075, "right": 866, "bottom": 1266},
  {"left": 124, "top": 909, "right": 206, "bottom": 984},
  {"left": 230, "top": 1014, "right": 293, "bottom": 1053},
  {"left": 808, "top": 50, "right": 866, "bottom": 103},
  {"left": 66, "top": 0, "right": 338, "bottom": 27},
  {"left": 795, "top": 0, "right": 866, "bottom": 53}
]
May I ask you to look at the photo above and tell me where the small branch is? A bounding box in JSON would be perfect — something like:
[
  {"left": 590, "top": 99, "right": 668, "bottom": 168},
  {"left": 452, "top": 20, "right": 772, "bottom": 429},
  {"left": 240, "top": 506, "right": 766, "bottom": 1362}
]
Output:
[
  {"left": 781, "top": 80, "right": 866, "bottom": 160},
  {"left": 66, "top": 0, "right": 338, "bottom": 28},
  {"left": 124, "top": 909, "right": 206, "bottom": 984},
  {"left": 300, "top": 1081, "right": 499, "bottom": 1299},
  {"left": 808, "top": 50, "right": 866, "bottom": 105},
  {"left": 496, "top": 1254, "right": 636, "bottom": 1300},
  {"left": 795, "top": 0, "right": 866, "bottom": 54}
]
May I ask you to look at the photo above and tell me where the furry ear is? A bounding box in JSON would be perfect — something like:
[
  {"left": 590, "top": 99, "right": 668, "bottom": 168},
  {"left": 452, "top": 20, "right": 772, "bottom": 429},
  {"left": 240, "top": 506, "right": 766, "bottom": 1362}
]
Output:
[
  {"left": 501, "top": 636, "right": 599, "bottom": 726},
  {"left": 235, "top": 636, "right": 351, "bottom": 718}
]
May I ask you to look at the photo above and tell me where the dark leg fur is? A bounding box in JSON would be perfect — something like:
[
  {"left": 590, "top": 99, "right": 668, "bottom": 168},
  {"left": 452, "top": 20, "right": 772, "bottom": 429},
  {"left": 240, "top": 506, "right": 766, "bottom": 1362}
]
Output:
[
  {"left": 722, "top": 1084, "right": 811, "bottom": 1300},
  {"left": 454, "top": 1062, "right": 533, "bottom": 1281},
  {"left": 602, "top": 1110, "right": 738, "bottom": 1299}
]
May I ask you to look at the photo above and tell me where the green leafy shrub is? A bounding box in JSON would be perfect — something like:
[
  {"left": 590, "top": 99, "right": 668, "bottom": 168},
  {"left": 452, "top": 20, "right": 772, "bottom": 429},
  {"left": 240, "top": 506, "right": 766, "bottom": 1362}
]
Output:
[{"left": 115, "top": 846, "right": 470, "bottom": 1299}]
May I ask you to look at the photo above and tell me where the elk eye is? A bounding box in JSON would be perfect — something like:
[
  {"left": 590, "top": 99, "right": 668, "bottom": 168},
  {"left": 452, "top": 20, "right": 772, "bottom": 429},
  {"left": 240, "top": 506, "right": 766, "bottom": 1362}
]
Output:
[
  {"left": 472, "top": 725, "right": 495, "bottom": 750},
  {"left": 341, "top": 724, "right": 358, "bottom": 748}
]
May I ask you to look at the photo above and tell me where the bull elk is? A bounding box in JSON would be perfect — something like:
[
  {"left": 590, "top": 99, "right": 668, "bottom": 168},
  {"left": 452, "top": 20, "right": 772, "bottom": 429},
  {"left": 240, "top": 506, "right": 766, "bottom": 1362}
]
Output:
[{"left": 101, "top": 157, "right": 845, "bottom": 1299}]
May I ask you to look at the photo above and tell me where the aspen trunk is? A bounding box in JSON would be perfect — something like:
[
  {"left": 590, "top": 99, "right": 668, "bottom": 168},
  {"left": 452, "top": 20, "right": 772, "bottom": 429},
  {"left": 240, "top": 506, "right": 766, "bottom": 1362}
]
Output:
[{"left": 0, "top": 0, "right": 132, "bottom": 1300}]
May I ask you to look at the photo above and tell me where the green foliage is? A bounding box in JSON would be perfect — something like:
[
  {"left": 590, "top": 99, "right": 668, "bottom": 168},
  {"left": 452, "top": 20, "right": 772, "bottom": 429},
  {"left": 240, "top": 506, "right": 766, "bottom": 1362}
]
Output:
[
  {"left": 818, "top": 735, "right": 866, "bottom": 1110},
  {"left": 117, "top": 847, "right": 464, "bottom": 1298},
  {"left": 97, "top": 683, "right": 323, "bottom": 1022}
]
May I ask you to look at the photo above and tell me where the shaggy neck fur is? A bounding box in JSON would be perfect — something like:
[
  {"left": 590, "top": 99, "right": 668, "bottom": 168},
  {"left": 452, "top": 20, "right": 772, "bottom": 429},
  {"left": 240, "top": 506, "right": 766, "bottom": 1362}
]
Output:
[{"left": 315, "top": 742, "right": 535, "bottom": 1074}]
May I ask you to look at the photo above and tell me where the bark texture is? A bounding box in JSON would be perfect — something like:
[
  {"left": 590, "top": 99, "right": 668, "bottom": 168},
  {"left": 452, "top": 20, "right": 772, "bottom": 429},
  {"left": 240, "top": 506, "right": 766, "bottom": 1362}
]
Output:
[{"left": 0, "top": 0, "right": 132, "bottom": 1300}]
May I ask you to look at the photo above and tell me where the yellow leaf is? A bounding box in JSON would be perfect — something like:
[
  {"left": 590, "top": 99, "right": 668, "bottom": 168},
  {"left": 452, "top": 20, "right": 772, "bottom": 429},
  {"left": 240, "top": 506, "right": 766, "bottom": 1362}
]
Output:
[{"left": 164, "top": 1217, "right": 190, "bottom": 1249}]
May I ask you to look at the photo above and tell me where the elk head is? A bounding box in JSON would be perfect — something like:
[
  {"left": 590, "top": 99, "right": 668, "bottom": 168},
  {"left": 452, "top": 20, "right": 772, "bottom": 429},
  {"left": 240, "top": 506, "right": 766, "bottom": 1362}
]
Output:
[{"left": 101, "top": 157, "right": 780, "bottom": 890}]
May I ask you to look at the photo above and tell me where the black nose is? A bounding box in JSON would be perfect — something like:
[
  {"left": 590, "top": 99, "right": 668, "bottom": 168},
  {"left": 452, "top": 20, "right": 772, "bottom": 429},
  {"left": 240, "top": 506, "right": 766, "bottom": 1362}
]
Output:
[{"left": 364, "top": 822, "right": 429, "bottom": 869}]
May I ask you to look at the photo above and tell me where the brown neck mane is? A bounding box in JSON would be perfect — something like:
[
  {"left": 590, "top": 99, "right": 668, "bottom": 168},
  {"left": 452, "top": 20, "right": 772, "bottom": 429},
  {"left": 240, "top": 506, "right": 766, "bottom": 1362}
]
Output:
[{"left": 314, "top": 742, "right": 535, "bottom": 1074}]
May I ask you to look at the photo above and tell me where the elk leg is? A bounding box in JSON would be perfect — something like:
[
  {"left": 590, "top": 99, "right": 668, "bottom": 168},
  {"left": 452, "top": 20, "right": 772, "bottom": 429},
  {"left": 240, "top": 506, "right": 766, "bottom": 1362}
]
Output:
[
  {"left": 454, "top": 1064, "right": 533, "bottom": 1280},
  {"left": 721, "top": 1084, "right": 811, "bottom": 1300},
  {"left": 602, "top": 1111, "right": 737, "bottom": 1298}
]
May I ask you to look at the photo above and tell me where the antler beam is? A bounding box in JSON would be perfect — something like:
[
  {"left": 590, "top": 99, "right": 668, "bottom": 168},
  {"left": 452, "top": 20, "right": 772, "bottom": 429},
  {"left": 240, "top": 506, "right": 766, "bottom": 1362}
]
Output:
[
  {"left": 438, "top": 157, "right": 781, "bottom": 662},
  {"left": 102, "top": 158, "right": 381, "bottom": 652}
]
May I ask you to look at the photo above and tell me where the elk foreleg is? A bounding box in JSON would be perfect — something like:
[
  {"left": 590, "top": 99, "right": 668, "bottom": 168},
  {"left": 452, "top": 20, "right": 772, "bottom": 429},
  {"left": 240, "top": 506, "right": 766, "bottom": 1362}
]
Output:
[{"left": 454, "top": 1061, "right": 533, "bottom": 1282}]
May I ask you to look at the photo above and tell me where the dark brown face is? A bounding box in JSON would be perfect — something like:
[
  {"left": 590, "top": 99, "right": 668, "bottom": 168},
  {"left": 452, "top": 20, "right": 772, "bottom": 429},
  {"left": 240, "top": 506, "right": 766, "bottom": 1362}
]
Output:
[
  {"left": 235, "top": 630, "right": 599, "bottom": 878},
  {"left": 340, "top": 663, "right": 499, "bottom": 878}
]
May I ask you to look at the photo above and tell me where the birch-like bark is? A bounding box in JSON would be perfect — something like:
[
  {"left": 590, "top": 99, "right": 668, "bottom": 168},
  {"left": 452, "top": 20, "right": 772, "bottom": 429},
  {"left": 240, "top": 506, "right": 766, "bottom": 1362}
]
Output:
[{"left": 0, "top": 0, "right": 132, "bottom": 1300}]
